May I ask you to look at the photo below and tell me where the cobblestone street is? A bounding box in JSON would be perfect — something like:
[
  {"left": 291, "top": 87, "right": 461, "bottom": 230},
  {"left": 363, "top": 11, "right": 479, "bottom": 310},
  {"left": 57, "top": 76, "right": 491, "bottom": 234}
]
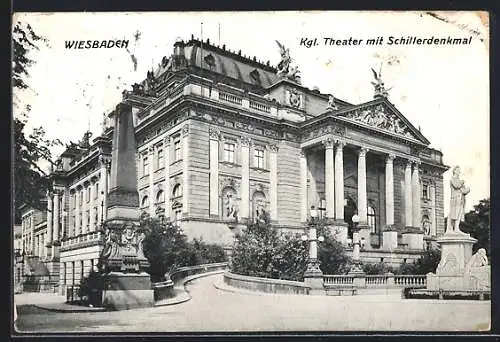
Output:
[{"left": 15, "top": 274, "right": 490, "bottom": 333}]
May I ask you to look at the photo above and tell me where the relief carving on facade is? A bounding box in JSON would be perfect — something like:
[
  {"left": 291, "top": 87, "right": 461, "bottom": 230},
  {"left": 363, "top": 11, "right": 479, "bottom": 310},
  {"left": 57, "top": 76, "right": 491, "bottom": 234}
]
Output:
[
  {"left": 303, "top": 124, "right": 346, "bottom": 142},
  {"left": 209, "top": 127, "right": 221, "bottom": 140},
  {"left": 267, "top": 143, "right": 279, "bottom": 153},
  {"left": 342, "top": 104, "right": 414, "bottom": 138},
  {"left": 288, "top": 88, "right": 302, "bottom": 108},
  {"left": 219, "top": 177, "right": 241, "bottom": 222}
]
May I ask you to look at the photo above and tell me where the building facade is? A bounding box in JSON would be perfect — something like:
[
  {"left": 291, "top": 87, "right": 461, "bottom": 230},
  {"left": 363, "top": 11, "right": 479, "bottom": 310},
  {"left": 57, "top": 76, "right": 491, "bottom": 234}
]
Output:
[{"left": 36, "top": 36, "right": 448, "bottom": 293}]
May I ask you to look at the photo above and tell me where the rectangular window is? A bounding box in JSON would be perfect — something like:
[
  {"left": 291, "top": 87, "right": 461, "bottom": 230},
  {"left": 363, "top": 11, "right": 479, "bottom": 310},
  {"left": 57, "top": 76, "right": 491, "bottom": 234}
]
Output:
[
  {"left": 142, "top": 155, "right": 149, "bottom": 176},
  {"left": 87, "top": 187, "right": 91, "bottom": 202},
  {"left": 254, "top": 148, "right": 265, "bottom": 168},
  {"left": 224, "top": 142, "right": 235, "bottom": 163},
  {"left": 174, "top": 140, "right": 181, "bottom": 161},
  {"left": 95, "top": 183, "right": 99, "bottom": 199},
  {"left": 157, "top": 148, "right": 164, "bottom": 169},
  {"left": 422, "top": 184, "right": 429, "bottom": 200}
]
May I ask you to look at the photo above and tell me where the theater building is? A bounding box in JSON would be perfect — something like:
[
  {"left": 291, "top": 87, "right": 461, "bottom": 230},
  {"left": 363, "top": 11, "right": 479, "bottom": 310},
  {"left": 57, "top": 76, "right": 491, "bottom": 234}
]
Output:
[{"left": 41, "top": 36, "right": 448, "bottom": 293}]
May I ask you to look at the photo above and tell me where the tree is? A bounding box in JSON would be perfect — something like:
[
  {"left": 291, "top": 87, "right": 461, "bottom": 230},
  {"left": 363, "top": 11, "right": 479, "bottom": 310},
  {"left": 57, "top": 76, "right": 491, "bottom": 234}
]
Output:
[
  {"left": 396, "top": 248, "right": 441, "bottom": 275},
  {"left": 141, "top": 217, "right": 226, "bottom": 282},
  {"left": 317, "top": 225, "right": 352, "bottom": 275},
  {"left": 12, "top": 21, "right": 60, "bottom": 223},
  {"left": 460, "top": 198, "right": 490, "bottom": 256}
]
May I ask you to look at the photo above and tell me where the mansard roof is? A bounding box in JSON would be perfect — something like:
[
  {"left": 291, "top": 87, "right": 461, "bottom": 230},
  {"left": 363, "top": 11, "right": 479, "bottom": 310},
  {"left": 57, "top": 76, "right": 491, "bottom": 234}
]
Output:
[{"left": 184, "top": 38, "right": 280, "bottom": 88}]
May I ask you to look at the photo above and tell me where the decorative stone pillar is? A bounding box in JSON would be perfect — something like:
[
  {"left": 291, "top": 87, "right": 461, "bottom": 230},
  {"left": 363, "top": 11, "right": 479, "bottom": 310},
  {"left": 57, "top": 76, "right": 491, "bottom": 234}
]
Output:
[
  {"left": 269, "top": 144, "right": 278, "bottom": 222},
  {"left": 404, "top": 161, "right": 413, "bottom": 227},
  {"left": 385, "top": 154, "right": 395, "bottom": 227},
  {"left": 89, "top": 184, "right": 95, "bottom": 232},
  {"left": 30, "top": 213, "right": 35, "bottom": 254},
  {"left": 82, "top": 185, "right": 88, "bottom": 235},
  {"left": 323, "top": 138, "right": 335, "bottom": 219},
  {"left": 334, "top": 140, "right": 345, "bottom": 221},
  {"left": 61, "top": 191, "right": 67, "bottom": 236},
  {"left": 430, "top": 183, "right": 437, "bottom": 236},
  {"left": 53, "top": 190, "right": 60, "bottom": 241},
  {"left": 164, "top": 136, "right": 170, "bottom": 219},
  {"left": 98, "top": 158, "right": 109, "bottom": 227},
  {"left": 299, "top": 149, "right": 308, "bottom": 222},
  {"left": 209, "top": 128, "right": 220, "bottom": 217},
  {"left": 148, "top": 146, "right": 155, "bottom": 216},
  {"left": 412, "top": 161, "right": 421, "bottom": 228},
  {"left": 46, "top": 192, "right": 53, "bottom": 255},
  {"left": 240, "top": 137, "right": 251, "bottom": 221},
  {"left": 182, "top": 125, "right": 190, "bottom": 215},
  {"left": 75, "top": 187, "right": 81, "bottom": 235},
  {"left": 382, "top": 153, "right": 397, "bottom": 250},
  {"left": 357, "top": 147, "right": 369, "bottom": 224}
]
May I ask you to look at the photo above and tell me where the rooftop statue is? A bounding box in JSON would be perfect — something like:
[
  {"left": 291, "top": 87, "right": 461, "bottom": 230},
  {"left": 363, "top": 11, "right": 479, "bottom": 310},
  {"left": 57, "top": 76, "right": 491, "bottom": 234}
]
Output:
[
  {"left": 78, "top": 131, "right": 93, "bottom": 148},
  {"left": 275, "top": 40, "right": 301, "bottom": 83},
  {"left": 447, "top": 166, "right": 470, "bottom": 233},
  {"left": 327, "top": 95, "right": 338, "bottom": 110},
  {"left": 371, "top": 66, "right": 391, "bottom": 99}
]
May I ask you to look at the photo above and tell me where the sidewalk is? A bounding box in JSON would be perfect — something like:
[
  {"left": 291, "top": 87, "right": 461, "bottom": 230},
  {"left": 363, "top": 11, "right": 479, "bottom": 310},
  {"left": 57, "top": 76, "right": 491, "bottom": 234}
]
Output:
[{"left": 15, "top": 292, "right": 105, "bottom": 313}]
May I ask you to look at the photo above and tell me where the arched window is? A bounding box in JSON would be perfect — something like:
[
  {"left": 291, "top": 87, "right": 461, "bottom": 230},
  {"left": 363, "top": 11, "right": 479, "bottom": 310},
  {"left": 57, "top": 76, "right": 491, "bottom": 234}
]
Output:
[
  {"left": 252, "top": 191, "right": 267, "bottom": 223},
  {"left": 156, "top": 190, "right": 164, "bottom": 203},
  {"left": 172, "top": 184, "right": 182, "bottom": 198},
  {"left": 367, "top": 206, "right": 376, "bottom": 233},
  {"left": 141, "top": 196, "right": 149, "bottom": 208},
  {"left": 221, "top": 187, "right": 238, "bottom": 221}
]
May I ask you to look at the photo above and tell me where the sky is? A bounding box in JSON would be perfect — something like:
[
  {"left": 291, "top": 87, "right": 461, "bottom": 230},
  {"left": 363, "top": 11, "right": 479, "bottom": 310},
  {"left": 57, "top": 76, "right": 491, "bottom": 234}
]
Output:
[{"left": 12, "top": 11, "right": 489, "bottom": 214}]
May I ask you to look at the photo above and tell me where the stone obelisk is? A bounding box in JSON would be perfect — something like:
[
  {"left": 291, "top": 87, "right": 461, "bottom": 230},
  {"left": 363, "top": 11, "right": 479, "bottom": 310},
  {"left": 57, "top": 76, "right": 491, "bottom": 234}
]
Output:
[{"left": 100, "top": 100, "right": 154, "bottom": 310}]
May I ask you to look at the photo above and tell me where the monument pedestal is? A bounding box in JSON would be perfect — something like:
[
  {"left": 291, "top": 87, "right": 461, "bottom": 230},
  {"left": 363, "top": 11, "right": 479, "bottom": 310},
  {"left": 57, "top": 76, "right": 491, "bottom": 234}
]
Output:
[
  {"left": 102, "top": 271, "right": 154, "bottom": 310},
  {"left": 426, "top": 231, "right": 478, "bottom": 291},
  {"left": 382, "top": 230, "right": 398, "bottom": 250},
  {"left": 328, "top": 220, "right": 348, "bottom": 244}
]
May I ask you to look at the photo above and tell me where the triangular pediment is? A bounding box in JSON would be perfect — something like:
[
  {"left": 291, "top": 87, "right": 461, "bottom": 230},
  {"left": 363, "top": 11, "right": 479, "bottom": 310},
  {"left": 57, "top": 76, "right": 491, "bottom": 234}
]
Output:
[{"left": 335, "top": 98, "right": 430, "bottom": 145}]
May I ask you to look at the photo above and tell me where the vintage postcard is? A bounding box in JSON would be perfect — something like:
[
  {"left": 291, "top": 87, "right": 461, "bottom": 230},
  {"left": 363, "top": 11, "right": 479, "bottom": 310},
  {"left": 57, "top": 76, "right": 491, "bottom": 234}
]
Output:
[{"left": 12, "top": 11, "right": 490, "bottom": 333}]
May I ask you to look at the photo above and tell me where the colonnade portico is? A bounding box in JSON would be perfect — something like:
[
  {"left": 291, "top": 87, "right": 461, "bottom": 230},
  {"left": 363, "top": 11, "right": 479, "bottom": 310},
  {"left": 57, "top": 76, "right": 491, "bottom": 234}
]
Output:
[{"left": 300, "top": 135, "right": 423, "bottom": 246}]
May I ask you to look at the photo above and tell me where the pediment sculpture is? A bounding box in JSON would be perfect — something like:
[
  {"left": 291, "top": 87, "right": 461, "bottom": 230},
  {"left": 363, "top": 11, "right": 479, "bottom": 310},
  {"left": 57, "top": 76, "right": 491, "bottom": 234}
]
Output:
[{"left": 342, "top": 104, "right": 414, "bottom": 138}]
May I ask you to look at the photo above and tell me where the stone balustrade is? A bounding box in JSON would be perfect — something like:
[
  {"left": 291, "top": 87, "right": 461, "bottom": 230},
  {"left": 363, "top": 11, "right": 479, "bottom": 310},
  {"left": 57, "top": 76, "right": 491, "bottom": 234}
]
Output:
[
  {"left": 323, "top": 274, "right": 427, "bottom": 288},
  {"left": 60, "top": 231, "right": 103, "bottom": 251}
]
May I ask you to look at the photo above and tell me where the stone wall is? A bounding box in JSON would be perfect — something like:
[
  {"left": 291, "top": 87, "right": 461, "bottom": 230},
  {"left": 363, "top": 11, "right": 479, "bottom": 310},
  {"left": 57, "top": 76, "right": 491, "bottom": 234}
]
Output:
[{"left": 224, "top": 271, "right": 310, "bottom": 295}]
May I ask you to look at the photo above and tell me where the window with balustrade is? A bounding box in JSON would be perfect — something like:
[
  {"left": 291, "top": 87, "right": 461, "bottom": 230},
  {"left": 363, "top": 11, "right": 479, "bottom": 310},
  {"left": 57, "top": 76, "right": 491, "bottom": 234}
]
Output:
[
  {"left": 142, "top": 154, "right": 149, "bottom": 176},
  {"left": 253, "top": 148, "right": 265, "bottom": 168},
  {"left": 157, "top": 148, "right": 164, "bottom": 169},
  {"left": 224, "top": 142, "right": 235, "bottom": 163},
  {"left": 174, "top": 138, "right": 181, "bottom": 162}
]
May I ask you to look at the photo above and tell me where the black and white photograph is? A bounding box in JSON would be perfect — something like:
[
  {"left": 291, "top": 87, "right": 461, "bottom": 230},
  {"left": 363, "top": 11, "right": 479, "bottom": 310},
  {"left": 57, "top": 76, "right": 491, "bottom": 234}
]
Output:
[{"left": 12, "top": 11, "right": 490, "bottom": 333}]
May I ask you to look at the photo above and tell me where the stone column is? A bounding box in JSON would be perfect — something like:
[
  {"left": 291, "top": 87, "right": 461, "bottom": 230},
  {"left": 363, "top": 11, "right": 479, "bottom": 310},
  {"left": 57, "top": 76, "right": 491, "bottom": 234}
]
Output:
[
  {"left": 430, "top": 184, "right": 437, "bottom": 236},
  {"left": 412, "top": 161, "right": 421, "bottom": 228},
  {"left": 404, "top": 161, "right": 413, "bottom": 227},
  {"left": 209, "top": 128, "right": 220, "bottom": 217},
  {"left": 240, "top": 137, "right": 251, "bottom": 220},
  {"left": 30, "top": 213, "right": 35, "bottom": 254},
  {"left": 269, "top": 144, "right": 278, "bottom": 222},
  {"left": 89, "top": 183, "right": 96, "bottom": 231},
  {"left": 164, "top": 136, "right": 171, "bottom": 219},
  {"left": 334, "top": 140, "right": 345, "bottom": 221},
  {"left": 323, "top": 138, "right": 335, "bottom": 219},
  {"left": 182, "top": 125, "right": 190, "bottom": 215},
  {"left": 98, "top": 163, "right": 108, "bottom": 226},
  {"left": 53, "top": 190, "right": 60, "bottom": 241},
  {"left": 385, "top": 154, "right": 395, "bottom": 226},
  {"left": 357, "top": 147, "right": 369, "bottom": 224},
  {"left": 75, "top": 188, "right": 80, "bottom": 235},
  {"left": 46, "top": 192, "right": 53, "bottom": 255},
  {"left": 82, "top": 185, "right": 88, "bottom": 235},
  {"left": 148, "top": 146, "right": 155, "bottom": 216},
  {"left": 299, "top": 149, "right": 308, "bottom": 222},
  {"left": 61, "top": 191, "right": 67, "bottom": 236}
]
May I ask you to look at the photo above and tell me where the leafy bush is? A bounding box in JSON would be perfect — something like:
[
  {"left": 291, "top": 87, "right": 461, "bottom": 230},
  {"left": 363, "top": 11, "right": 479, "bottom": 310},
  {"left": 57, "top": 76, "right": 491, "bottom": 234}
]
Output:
[
  {"left": 230, "top": 214, "right": 351, "bottom": 280},
  {"left": 141, "top": 217, "right": 227, "bottom": 282},
  {"left": 230, "top": 213, "right": 308, "bottom": 281},
  {"left": 317, "top": 226, "right": 352, "bottom": 275},
  {"left": 396, "top": 248, "right": 441, "bottom": 275},
  {"left": 362, "top": 262, "right": 396, "bottom": 275}
]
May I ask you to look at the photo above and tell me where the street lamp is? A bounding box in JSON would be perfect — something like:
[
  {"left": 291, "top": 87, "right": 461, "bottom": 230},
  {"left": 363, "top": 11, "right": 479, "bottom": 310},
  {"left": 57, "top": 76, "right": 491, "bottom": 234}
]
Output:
[
  {"left": 302, "top": 206, "right": 325, "bottom": 295},
  {"left": 349, "top": 214, "right": 364, "bottom": 274}
]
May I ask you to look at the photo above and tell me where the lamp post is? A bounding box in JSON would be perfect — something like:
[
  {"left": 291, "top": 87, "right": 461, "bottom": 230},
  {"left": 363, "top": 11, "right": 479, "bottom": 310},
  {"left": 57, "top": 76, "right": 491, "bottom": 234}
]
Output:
[
  {"left": 349, "top": 214, "right": 365, "bottom": 276},
  {"left": 302, "top": 206, "right": 325, "bottom": 295}
]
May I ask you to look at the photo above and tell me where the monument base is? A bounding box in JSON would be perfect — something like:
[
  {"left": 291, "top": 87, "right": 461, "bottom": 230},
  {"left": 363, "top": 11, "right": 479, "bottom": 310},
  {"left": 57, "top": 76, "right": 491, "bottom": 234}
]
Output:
[
  {"left": 102, "top": 271, "right": 154, "bottom": 310},
  {"left": 382, "top": 230, "right": 398, "bottom": 250},
  {"left": 402, "top": 232, "right": 424, "bottom": 250}
]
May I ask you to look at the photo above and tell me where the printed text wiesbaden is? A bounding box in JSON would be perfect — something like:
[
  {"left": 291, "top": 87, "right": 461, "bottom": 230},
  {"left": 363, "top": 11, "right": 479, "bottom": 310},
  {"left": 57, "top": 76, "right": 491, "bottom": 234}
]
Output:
[{"left": 65, "top": 39, "right": 129, "bottom": 49}]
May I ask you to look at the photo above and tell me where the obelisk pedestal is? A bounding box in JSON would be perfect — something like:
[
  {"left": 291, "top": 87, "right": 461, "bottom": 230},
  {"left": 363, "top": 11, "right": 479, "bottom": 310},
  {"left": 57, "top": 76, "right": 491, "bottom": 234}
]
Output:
[{"left": 99, "top": 99, "right": 154, "bottom": 310}]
